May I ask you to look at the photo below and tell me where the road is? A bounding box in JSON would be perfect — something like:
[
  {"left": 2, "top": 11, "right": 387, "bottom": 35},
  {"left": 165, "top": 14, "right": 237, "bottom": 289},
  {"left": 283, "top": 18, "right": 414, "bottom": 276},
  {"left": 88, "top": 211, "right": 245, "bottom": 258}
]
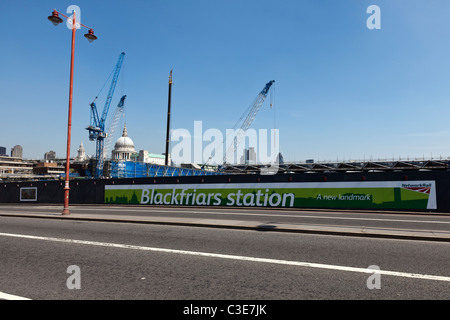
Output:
[
  {"left": 0, "top": 205, "right": 449, "bottom": 305},
  {"left": 2, "top": 204, "right": 450, "bottom": 241}
]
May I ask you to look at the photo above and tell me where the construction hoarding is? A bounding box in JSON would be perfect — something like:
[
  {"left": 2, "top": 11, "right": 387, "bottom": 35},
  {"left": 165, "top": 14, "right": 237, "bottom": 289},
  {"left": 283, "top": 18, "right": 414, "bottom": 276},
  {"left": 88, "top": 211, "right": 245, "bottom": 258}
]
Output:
[{"left": 105, "top": 180, "right": 436, "bottom": 210}]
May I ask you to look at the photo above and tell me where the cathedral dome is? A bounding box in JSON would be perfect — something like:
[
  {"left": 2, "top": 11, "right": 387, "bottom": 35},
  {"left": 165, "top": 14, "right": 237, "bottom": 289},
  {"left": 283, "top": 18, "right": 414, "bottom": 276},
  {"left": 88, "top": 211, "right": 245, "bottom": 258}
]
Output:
[
  {"left": 112, "top": 124, "right": 136, "bottom": 161},
  {"left": 114, "top": 136, "right": 135, "bottom": 151},
  {"left": 114, "top": 124, "right": 135, "bottom": 151}
]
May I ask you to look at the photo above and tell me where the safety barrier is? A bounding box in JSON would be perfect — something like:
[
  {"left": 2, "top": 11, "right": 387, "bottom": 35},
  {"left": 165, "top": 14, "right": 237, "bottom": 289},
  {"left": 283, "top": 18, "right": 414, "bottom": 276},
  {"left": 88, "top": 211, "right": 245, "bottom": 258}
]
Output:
[{"left": 2, "top": 171, "right": 450, "bottom": 212}]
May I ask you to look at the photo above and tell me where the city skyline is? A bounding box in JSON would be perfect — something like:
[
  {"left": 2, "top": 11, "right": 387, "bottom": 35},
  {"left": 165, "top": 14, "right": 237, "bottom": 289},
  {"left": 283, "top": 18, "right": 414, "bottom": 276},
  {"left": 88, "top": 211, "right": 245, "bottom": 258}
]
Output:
[{"left": 2, "top": 1, "right": 450, "bottom": 163}]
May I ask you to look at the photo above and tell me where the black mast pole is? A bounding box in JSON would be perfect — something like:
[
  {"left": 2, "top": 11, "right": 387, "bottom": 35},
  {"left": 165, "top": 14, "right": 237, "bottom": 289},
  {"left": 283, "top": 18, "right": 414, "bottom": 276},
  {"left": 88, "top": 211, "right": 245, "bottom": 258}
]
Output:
[{"left": 165, "top": 70, "right": 173, "bottom": 166}]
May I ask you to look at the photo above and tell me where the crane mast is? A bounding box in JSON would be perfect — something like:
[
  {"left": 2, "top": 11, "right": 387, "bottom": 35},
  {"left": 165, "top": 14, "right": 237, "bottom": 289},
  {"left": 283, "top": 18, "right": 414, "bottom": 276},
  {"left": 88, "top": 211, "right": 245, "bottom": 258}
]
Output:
[
  {"left": 101, "top": 94, "right": 126, "bottom": 172},
  {"left": 86, "top": 52, "right": 125, "bottom": 178},
  {"left": 223, "top": 80, "right": 275, "bottom": 165}
]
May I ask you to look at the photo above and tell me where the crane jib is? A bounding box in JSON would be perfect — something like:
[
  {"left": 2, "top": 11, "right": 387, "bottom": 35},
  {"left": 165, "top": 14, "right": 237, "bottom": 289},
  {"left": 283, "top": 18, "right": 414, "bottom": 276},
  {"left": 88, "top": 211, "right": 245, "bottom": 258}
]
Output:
[
  {"left": 87, "top": 52, "right": 126, "bottom": 178},
  {"left": 260, "top": 80, "right": 275, "bottom": 97},
  {"left": 100, "top": 52, "right": 126, "bottom": 128},
  {"left": 223, "top": 80, "right": 275, "bottom": 165}
]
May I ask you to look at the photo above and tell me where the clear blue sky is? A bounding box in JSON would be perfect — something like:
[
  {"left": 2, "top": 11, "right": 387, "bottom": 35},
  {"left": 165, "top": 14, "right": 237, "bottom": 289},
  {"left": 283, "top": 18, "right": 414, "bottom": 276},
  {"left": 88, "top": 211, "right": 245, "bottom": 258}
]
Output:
[{"left": 1, "top": 0, "right": 450, "bottom": 163}]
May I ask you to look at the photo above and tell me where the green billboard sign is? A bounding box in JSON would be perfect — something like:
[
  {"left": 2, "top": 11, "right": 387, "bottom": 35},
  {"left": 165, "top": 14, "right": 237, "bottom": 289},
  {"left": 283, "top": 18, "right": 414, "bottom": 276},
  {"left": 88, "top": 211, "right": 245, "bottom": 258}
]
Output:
[{"left": 105, "top": 181, "right": 436, "bottom": 210}]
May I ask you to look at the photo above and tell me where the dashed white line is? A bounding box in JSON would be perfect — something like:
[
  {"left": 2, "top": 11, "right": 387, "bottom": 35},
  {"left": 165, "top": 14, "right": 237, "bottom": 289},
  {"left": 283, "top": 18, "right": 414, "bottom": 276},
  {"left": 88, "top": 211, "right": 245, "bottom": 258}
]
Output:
[{"left": 1, "top": 232, "right": 450, "bottom": 282}]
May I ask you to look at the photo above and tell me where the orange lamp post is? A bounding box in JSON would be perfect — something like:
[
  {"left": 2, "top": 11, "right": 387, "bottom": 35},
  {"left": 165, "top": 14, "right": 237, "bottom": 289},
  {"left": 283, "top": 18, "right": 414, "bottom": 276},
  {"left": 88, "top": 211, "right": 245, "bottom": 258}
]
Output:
[{"left": 48, "top": 9, "right": 98, "bottom": 215}]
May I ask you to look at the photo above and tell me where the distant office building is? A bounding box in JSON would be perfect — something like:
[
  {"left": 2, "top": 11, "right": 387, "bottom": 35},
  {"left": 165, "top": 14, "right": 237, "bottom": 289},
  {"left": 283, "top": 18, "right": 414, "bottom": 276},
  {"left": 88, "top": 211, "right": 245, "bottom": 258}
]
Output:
[
  {"left": 138, "top": 150, "right": 170, "bottom": 166},
  {"left": 11, "top": 145, "right": 23, "bottom": 159},
  {"left": 240, "top": 147, "right": 257, "bottom": 165},
  {"left": 276, "top": 152, "right": 284, "bottom": 165},
  {"left": 33, "top": 162, "right": 65, "bottom": 175},
  {"left": 0, "top": 146, "right": 6, "bottom": 156},
  {"left": 44, "top": 150, "right": 56, "bottom": 161},
  {"left": 0, "top": 155, "right": 33, "bottom": 177}
]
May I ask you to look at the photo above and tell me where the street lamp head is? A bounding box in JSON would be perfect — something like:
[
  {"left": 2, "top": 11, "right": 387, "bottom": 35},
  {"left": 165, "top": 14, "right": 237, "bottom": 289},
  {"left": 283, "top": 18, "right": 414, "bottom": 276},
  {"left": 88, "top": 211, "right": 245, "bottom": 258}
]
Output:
[
  {"left": 84, "top": 29, "right": 98, "bottom": 43},
  {"left": 48, "top": 10, "right": 63, "bottom": 26}
]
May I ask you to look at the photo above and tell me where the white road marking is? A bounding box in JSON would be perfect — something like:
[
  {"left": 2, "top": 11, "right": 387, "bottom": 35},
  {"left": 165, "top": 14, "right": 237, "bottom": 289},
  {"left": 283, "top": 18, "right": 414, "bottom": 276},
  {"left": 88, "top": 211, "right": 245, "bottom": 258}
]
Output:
[
  {"left": 0, "top": 291, "right": 31, "bottom": 300},
  {"left": 1, "top": 232, "right": 450, "bottom": 282}
]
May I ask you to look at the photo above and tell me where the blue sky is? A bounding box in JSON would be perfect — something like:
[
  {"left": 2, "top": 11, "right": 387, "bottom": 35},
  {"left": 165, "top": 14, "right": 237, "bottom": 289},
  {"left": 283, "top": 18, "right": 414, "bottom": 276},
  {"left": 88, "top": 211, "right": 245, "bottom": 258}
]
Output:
[{"left": 1, "top": 0, "right": 450, "bottom": 163}]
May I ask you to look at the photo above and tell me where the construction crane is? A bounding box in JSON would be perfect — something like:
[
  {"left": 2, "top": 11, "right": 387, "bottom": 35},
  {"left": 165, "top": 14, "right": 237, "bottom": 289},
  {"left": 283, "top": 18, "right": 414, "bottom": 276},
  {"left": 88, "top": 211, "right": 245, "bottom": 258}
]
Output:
[
  {"left": 222, "top": 80, "right": 275, "bottom": 165},
  {"left": 103, "top": 95, "right": 127, "bottom": 163},
  {"left": 86, "top": 52, "right": 125, "bottom": 178}
]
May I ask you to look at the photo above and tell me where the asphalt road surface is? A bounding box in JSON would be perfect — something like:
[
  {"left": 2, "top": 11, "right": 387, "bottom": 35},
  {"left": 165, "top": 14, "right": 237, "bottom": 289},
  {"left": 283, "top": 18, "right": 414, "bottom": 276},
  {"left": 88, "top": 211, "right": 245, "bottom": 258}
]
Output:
[
  {"left": 2, "top": 204, "right": 450, "bottom": 240},
  {"left": 0, "top": 205, "right": 449, "bottom": 304}
]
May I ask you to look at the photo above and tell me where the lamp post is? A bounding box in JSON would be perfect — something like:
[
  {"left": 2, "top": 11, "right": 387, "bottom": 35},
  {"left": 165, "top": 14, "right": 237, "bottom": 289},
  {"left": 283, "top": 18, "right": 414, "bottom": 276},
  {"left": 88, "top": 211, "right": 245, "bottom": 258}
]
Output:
[{"left": 48, "top": 9, "right": 98, "bottom": 215}]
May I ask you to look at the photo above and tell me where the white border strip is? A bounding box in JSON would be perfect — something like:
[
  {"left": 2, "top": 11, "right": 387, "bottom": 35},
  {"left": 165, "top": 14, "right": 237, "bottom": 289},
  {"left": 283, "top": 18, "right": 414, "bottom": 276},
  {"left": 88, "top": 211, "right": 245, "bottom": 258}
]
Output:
[
  {"left": 105, "top": 180, "right": 436, "bottom": 190},
  {"left": 19, "top": 187, "right": 37, "bottom": 202},
  {"left": 0, "top": 291, "right": 31, "bottom": 300},
  {"left": 1, "top": 232, "right": 449, "bottom": 282}
]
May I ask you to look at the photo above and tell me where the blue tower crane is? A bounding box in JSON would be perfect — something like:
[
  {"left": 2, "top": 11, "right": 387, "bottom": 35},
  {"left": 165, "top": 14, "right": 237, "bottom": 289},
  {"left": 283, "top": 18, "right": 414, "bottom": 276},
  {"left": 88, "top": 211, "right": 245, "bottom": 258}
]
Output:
[{"left": 86, "top": 52, "right": 125, "bottom": 178}]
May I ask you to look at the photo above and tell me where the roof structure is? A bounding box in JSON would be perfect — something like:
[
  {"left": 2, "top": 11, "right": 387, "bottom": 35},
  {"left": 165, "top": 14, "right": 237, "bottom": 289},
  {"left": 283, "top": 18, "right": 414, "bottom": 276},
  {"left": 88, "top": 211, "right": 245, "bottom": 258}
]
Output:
[{"left": 221, "top": 159, "right": 449, "bottom": 174}]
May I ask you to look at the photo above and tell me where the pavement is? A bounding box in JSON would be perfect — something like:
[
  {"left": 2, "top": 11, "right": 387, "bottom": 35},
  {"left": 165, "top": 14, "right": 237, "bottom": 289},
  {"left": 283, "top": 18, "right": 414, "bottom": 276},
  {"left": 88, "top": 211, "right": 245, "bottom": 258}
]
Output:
[{"left": 1, "top": 206, "right": 450, "bottom": 242}]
